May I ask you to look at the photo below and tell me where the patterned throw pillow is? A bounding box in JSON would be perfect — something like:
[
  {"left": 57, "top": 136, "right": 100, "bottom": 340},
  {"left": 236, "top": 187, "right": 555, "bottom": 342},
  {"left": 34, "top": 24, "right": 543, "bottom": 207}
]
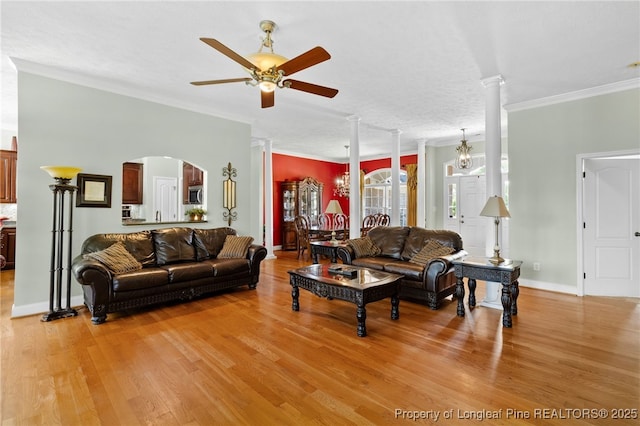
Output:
[
  {"left": 84, "top": 241, "right": 143, "bottom": 274},
  {"left": 347, "top": 236, "right": 381, "bottom": 258},
  {"left": 409, "top": 239, "right": 455, "bottom": 266},
  {"left": 218, "top": 235, "right": 254, "bottom": 259}
]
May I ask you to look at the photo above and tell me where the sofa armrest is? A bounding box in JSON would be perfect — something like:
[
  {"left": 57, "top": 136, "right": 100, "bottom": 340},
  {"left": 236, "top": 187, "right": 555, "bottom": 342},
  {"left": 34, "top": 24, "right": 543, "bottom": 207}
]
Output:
[
  {"left": 422, "top": 250, "right": 468, "bottom": 290},
  {"left": 246, "top": 244, "right": 268, "bottom": 277},
  {"left": 336, "top": 245, "right": 355, "bottom": 264},
  {"left": 71, "top": 255, "right": 113, "bottom": 314}
]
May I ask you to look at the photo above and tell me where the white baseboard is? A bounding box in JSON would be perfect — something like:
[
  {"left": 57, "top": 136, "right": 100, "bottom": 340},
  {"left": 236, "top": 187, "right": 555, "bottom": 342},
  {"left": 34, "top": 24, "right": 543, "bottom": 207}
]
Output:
[
  {"left": 518, "top": 278, "right": 577, "bottom": 295},
  {"left": 11, "top": 295, "right": 85, "bottom": 319}
]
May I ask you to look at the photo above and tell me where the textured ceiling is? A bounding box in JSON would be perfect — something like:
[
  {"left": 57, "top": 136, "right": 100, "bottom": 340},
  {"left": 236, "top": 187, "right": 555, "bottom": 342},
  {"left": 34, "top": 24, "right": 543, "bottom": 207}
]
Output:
[{"left": 2, "top": 1, "right": 639, "bottom": 162}]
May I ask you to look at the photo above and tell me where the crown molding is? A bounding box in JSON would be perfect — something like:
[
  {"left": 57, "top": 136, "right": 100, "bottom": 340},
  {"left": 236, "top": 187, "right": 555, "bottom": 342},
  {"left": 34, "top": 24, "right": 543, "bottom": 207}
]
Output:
[
  {"left": 9, "top": 57, "right": 254, "bottom": 126},
  {"left": 504, "top": 78, "right": 640, "bottom": 112}
]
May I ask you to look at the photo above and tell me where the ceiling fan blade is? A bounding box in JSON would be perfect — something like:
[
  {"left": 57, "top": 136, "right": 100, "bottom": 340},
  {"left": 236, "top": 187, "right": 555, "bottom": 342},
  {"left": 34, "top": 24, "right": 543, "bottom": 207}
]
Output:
[
  {"left": 285, "top": 79, "right": 339, "bottom": 98},
  {"left": 190, "top": 77, "right": 252, "bottom": 86},
  {"left": 276, "top": 46, "right": 331, "bottom": 76},
  {"left": 261, "top": 91, "right": 275, "bottom": 108},
  {"left": 200, "top": 38, "right": 256, "bottom": 70}
]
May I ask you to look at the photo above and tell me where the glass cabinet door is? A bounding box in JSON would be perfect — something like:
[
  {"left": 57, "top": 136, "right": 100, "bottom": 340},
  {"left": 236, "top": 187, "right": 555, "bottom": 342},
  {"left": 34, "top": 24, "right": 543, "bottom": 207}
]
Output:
[{"left": 283, "top": 189, "right": 296, "bottom": 222}]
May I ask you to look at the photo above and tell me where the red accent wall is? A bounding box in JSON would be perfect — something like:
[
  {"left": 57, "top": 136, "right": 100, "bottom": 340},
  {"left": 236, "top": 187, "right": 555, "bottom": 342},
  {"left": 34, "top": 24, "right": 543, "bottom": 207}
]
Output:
[
  {"left": 271, "top": 153, "right": 419, "bottom": 247},
  {"left": 273, "top": 153, "right": 347, "bottom": 246}
]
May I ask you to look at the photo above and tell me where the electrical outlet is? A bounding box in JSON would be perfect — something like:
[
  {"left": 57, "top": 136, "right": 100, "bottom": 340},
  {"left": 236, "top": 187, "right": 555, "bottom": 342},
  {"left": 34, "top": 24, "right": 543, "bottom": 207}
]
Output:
[{"left": 533, "top": 262, "right": 541, "bottom": 271}]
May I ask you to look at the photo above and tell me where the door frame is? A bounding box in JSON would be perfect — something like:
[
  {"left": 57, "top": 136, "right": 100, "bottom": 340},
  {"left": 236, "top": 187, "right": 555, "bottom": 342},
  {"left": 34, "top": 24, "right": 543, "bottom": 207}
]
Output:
[{"left": 576, "top": 148, "right": 640, "bottom": 296}]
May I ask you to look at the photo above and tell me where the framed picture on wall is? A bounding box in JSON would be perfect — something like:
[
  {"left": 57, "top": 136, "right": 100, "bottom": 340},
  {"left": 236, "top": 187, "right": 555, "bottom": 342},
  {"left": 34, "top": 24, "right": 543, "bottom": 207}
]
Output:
[{"left": 76, "top": 173, "right": 112, "bottom": 208}]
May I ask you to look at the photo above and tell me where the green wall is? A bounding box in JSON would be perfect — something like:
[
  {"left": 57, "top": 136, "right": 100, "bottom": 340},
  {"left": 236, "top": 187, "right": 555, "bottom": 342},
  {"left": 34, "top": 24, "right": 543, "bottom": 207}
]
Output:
[
  {"left": 13, "top": 72, "right": 252, "bottom": 315},
  {"left": 509, "top": 88, "right": 640, "bottom": 290}
]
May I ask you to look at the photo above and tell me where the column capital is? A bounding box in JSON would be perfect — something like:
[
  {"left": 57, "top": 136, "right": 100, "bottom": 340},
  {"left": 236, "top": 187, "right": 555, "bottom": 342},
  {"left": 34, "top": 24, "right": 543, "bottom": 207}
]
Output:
[
  {"left": 481, "top": 74, "right": 505, "bottom": 88},
  {"left": 391, "top": 128, "right": 402, "bottom": 136},
  {"left": 347, "top": 115, "right": 361, "bottom": 123}
]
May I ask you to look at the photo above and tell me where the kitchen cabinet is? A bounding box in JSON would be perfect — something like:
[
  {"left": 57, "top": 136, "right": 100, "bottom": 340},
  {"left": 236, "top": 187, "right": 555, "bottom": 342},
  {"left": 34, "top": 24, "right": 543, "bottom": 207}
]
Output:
[
  {"left": 281, "top": 177, "right": 323, "bottom": 250},
  {"left": 183, "top": 162, "right": 204, "bottom": 204},
  {"left": 1, "top": 227, "right": 16, "bottom": 269},
  {"left": 0, "top": 150, "right": 17, "bottom": 203},
  {"left": 122, "top": 162, "right": 143, "bottom": 204}
]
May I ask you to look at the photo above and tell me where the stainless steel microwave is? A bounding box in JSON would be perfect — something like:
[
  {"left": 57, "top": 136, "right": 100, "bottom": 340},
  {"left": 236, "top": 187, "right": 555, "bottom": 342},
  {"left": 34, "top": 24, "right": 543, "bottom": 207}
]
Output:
[{"left": 187, "top": 185, "right": 203, "bottom": 204}]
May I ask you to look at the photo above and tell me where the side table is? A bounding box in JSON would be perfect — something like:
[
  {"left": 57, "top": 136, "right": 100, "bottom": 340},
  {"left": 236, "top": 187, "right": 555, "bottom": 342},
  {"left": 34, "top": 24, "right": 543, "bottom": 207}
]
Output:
[
  {"left": 452, "top": 256, "right": 523, "bottom": 327},
  {"left": 310, "top": 241, "right": 346, "bottom": 264}
]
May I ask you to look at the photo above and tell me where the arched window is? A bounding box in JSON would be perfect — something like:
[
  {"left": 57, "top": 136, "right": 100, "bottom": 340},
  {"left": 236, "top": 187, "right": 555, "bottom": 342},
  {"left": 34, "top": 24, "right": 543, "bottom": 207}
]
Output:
[{"left": 363, "top": 168, "right": 408, "bottom": 226}]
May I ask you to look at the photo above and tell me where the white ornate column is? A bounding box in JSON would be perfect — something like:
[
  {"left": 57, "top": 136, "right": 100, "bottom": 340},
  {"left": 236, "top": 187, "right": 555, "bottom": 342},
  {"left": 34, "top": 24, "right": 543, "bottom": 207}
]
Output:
[
  {"left": 417, "top": 139, "right": 427, "bottom": 228},
  {"left": 348, "top": 116, "right": 361, "bottom": 239},
  {"left": 263, "top": 138, "right": 276, "bottom": 259},
  {"left": 426, "top": 143, "right": 437, "bottom": 229},
  {"left": 390, "top": 129, "right": 402, "bottom": 226},
  {"left": 480, "top": 74, "right": 505, "bottom": 308}
]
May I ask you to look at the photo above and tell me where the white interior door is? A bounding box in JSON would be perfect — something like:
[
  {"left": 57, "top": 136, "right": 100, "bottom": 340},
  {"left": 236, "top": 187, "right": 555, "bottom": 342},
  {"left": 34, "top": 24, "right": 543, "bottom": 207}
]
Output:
[
  {"left": 154, "top": 176, "right": 178, "bottom": 222},
  {"left": 459, "top": 175, "right": 486, "bottom": 256},
  {"left": 583, "top": 158, "right": 640, "bottom": 297}
]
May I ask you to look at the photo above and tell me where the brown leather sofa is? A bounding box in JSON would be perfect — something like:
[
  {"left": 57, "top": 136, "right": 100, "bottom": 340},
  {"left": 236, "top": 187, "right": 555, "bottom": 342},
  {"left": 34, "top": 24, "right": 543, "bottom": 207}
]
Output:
[
  {"left": 337, "top": 226, "right": 466, "bottom": 309},
  {"left": 72, "top": 227, "right": 267, "bottom": 324}
]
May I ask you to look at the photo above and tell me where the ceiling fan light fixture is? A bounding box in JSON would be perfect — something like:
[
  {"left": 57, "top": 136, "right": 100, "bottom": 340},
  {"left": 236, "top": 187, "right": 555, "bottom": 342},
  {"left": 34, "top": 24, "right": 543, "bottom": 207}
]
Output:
[
  {"left": 246, "top": 51, "right": 288, "bottom": 72},
  {"left": 259, "top": 80, "right": 277, "bottom": 92}
]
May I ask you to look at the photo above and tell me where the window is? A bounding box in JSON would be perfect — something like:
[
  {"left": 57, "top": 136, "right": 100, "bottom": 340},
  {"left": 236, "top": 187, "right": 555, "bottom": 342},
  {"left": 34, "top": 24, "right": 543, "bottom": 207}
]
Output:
[{"left": 363, "top": 169, "right": 408, "bottom": 226}]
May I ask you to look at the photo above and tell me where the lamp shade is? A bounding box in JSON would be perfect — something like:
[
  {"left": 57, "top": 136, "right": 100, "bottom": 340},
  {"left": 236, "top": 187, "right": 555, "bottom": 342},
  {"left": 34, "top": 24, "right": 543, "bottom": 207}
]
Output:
[
  {"left": 325, "top": 200, "right": 343, "bottom": 215},
  {"left": 479, "top": 195, "right": 511, "bottom": 218},
  {"left": 40, "top": 166, "right": 82, "bottom": 180}
]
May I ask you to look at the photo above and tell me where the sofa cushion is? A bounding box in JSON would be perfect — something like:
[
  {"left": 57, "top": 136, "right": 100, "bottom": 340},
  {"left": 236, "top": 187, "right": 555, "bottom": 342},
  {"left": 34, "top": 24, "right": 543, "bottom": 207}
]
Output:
[
  {"left": 161, "top": 262, "right": 214, "bottom": 283},
  {"left": 194, "top": 227, "right": 237, "bottom": 259},
  {"left": 83, "top": 241, "right": 143, "bottom": 274},
  {"left": 207, "top": 258, "right": 252, "bottom": 276},
  {"left": 346, "top": 236, "right": 381, "bottom": 258},
  {"left": 152, "top": 227, "right": 196, "bottom": 265},
  {"left": 383, "top": 260, "right": 425, "bottom": 282},
  {"left": 112, "top": 267, "right": 170, "bottom": 292},
  {"left": 367, "top": 226, "right": 410, "bottom": 259},
  {"left": 218, "top": 235, "right": 254, "bottom": 258},
  {"left": 409, "top": 239, "right": 455, "bottom": 266},
  {"left": 351, "top": 257, "right": 388, "bottom": 271},
  {"left": 82, "top": 231, "right": 156, "bottom": 267}
]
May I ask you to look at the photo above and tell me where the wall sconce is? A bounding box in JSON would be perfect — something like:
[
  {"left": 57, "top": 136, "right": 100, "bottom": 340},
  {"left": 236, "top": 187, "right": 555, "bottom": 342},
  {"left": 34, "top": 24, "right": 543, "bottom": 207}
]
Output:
[
  {"left": 40, "top": 165, "right": 83, "bottom": 321},
  {"left": 222, "top": 162, "right": 237, "bottom": 225}
]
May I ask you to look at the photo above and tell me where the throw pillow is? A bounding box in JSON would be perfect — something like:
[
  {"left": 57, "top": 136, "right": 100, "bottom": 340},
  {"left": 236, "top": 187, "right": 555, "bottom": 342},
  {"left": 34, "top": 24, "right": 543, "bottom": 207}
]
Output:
[
  {"left": 409, "top": 239, "right": 455, "bottom": 266},
  {"left": 346, "top": 236, "right": 381, "bottom": 258},
  {"left": 84, "top": 241, "right": 143, "bottom": 274},
  {"left": 218, "top": 235, "right": 254, "bottom": 259}
]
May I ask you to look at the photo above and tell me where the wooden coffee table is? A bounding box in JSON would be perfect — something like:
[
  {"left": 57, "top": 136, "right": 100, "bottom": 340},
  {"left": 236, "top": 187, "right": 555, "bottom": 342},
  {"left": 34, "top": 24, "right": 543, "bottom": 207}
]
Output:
[{"left": 288, "top": 264, "right": 402, "bottom": 337}]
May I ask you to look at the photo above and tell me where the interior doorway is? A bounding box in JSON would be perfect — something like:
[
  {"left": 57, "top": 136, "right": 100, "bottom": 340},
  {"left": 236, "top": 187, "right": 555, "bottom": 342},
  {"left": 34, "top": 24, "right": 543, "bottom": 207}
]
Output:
[
  {"left": 153, "top": 176, "right": 178, "bottom": 222},
  {"left": 579, "top": 151, "right": 639, "bottom": 297},
  {"left": 444, "top": 156, "right": 509, "bottom": 257}
]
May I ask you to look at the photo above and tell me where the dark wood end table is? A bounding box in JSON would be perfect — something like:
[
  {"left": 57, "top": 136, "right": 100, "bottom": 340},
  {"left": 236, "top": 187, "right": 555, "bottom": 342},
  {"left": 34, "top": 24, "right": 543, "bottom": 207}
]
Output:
[
  {"left": 288, "top": 264, "right": 402, "bottom": 337},
  {"left": 310, "top": 240, "right": 347, "bottom": 264},
  {"left": 452, "top": 257, "right": 523, "bottom": 327}
]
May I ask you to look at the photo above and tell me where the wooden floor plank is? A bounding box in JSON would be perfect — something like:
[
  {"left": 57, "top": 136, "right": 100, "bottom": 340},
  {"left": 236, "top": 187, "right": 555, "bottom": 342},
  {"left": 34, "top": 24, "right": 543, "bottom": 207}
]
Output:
[{"left": 1, "top": 250, "right": 639, "bottom": 425}]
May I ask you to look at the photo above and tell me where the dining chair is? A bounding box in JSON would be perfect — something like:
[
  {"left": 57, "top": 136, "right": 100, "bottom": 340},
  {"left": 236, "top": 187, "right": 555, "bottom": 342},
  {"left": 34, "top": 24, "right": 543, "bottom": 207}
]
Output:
[
  {"left": 333, "top": 213, "right": 348, "bottom": 241},
  {"left": 361, "top": 214, "right": 377, "bottom": 237},
  {"left": 294, "top": 215, "right": 311, "bottom": 259}
]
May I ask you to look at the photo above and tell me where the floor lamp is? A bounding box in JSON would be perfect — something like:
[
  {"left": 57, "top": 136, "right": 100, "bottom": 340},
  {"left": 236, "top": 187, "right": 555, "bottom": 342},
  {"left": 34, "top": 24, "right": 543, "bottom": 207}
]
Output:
[{"left": 40, "top": 166, "right": 82, "bottom": 322}]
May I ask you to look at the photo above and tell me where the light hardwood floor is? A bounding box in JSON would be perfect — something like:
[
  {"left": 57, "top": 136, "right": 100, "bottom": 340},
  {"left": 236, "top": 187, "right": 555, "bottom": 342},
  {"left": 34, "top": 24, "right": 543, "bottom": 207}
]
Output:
[{"left": 1, "top": 251, "right": 639, "bottom": 425}]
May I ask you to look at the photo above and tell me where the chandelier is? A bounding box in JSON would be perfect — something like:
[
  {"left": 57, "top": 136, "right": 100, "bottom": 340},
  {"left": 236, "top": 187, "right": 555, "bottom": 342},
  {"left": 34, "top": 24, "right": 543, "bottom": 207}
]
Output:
[
  {"left": 334, "top": 145, "right": 350, "bottom": 198},
  {"left": 455, "top": 128, "right": 473, "bottom": 169}
]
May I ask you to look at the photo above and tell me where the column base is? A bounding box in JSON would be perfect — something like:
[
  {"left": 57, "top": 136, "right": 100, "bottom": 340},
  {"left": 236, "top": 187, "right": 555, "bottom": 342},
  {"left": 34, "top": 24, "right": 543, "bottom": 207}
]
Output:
[{"left": 478, "top": 280, "right": 504, "bottom": 310}]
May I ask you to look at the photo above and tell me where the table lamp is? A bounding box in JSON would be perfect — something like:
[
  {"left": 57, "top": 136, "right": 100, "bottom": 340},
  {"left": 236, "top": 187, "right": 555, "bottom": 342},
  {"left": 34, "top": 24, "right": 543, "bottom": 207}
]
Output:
[
  {"left": 479, "top": 195, "right": 511, "bottom": 265},
  {"left": 324, "top": 200, "right": 343, "bottom": 243}
]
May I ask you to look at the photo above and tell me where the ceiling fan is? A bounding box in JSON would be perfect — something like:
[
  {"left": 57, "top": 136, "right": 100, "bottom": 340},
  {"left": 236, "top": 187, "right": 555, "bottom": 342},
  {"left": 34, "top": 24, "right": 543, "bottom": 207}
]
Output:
[{"left": 191, "top": 20, "right": 339, "bottom": 108}]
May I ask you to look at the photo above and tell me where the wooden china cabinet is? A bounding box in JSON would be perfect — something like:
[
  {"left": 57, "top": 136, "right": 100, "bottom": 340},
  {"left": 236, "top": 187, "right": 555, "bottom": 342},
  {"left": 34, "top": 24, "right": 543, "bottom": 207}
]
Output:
[{"left": 281, "top": 177, "right": 323, "bottom": 250}]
